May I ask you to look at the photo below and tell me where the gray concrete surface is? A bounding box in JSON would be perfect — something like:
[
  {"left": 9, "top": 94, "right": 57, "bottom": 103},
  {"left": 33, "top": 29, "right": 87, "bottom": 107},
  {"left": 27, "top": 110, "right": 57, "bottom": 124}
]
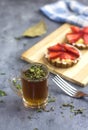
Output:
[{"left": 0, "top": 0, "right": 88, "bottom": 130}]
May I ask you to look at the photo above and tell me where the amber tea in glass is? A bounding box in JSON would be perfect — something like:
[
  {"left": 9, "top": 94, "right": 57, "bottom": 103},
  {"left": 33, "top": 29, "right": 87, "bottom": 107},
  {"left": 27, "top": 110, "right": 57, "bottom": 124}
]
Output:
[{"left": 21, "top": 63, "right": 49, "bottom": 108}]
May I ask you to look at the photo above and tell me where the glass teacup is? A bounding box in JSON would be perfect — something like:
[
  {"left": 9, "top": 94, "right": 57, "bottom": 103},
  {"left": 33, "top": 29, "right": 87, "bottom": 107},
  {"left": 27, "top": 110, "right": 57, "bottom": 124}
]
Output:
[
  {"left": 21, "top": 63, "right": 49, "bottom": 108},
  {"left": 10, "top": 63, "right": 49, "bottom": 109}
]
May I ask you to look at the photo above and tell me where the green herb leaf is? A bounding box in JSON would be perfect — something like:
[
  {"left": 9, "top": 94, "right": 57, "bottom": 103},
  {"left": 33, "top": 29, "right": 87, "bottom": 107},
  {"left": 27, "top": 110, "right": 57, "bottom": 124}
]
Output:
[
  {"left": 72, "top": 109, "right": 84, "bottom": 115},
  {"left": 22, "top": 20, "right": 47, "bottom": 37},
  {"left": 48, "top": 96, "right": 56, "bottom": 103},
  {"left": 62, "top": 103, "right": 74, "bottom": 109},
  {"left": 16, "top": 84, "right": 21, "bottom": 90},
  {"left": 0, "top": 90, "right": 7, "bottom": 96},
  {"left": 12, "top": 79, "right": 22, "bottom": 90},
  {"left": 37, "top": 108, "right": 43, "bottom": 112}
]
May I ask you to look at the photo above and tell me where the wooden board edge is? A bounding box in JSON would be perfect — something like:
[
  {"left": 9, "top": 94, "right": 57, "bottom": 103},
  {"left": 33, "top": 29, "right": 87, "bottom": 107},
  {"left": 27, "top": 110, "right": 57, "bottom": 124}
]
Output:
[{"left": 50, "top": 70, "right": 87, "bottom": 87}]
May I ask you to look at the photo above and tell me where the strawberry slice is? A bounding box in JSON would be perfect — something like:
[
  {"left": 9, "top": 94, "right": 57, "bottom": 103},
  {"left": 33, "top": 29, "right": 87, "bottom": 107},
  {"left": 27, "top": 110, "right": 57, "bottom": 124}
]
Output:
[
  {"left": 48, "top": 43, "right": 64, "bottom": 52},
  {"left": 66, "top": 33, "right": 81, "bottom": 43},
  {"left": 83, "top": 34, "right": 88, "bottom": 44},
  {"left": 71, "top": 26, "right": 80, "bottom": 33},
  {"left": 48, "top": 52, "right": 62, "bottom": 59},
  {"left": 63, "top": 44, "right": 80, "bottom": 57},
  {"left": 68, "top": 53, "right": 77, "bottom": 60},
  {"left": 82, "top": 27, "right": 88, "bottom": 33},
  {"left": 59, "top": 52, "right": 76, "bottom": 60}
]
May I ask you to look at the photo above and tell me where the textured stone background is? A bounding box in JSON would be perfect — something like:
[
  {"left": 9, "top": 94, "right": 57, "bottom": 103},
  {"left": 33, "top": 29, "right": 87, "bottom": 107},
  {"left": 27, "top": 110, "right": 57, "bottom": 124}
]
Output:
[{"left": 0, "top": 0, "right": 88, "bottom": 130}]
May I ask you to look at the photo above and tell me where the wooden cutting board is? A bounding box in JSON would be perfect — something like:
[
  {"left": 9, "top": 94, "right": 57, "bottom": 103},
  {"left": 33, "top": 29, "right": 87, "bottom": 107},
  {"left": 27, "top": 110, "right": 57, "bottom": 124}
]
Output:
[{"left": 21, "top": 23, "right": 88, "bottom": 87}]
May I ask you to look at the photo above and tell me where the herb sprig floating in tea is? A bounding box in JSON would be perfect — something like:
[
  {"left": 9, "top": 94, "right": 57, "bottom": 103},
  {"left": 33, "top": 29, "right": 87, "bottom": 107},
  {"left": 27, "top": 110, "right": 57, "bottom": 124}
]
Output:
[{"left": 24, "top": 64, "right": 46, "bottom": 80}]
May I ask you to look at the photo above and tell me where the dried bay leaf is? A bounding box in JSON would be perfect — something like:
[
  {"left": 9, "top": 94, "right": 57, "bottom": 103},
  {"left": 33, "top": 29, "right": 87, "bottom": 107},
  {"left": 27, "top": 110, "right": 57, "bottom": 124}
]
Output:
[{"left": 22, "top": 20, "right": 47, "bottom": 37}]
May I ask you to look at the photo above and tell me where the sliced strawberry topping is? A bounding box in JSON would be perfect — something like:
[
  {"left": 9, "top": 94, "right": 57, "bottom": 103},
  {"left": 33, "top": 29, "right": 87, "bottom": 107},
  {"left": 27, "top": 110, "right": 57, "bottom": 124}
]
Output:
[
  {"left": 63, "top": 44, "right": 80, "bottom": 57},
  {"left": 48, "top": 43, "right": 65, "bottom": 52},
  {"left": 83, "top": 34, "right": 88, "bottom": 44},
  {"left": 47, "top": 43, "right": 80, "bottom": 60},
  {"left": 48, "top": 52, "right": 62, "bottom": 59},
  {"left": 59, "top": 52, "right": 76, "bottom": 60},
  {"left": 71, "top": 26, "right": 80, "bottom": 33},
  {"left": 82, "top": 27, "right": 88, "bottom": 33},
  {"left": 66, "top": 33, "right": 81, "bottom": 43},
  {"left": 66, "top": 26, "right": 88, "bottom": 47}
]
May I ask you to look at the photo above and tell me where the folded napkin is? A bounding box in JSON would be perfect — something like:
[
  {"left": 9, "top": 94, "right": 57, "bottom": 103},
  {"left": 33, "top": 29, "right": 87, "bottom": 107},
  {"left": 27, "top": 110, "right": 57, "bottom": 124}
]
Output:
[
  {"left": 40, "top": 0, "right": 88, "bottom": 27},
  {"left": 66, "top": 0, "right": 88, "bottom": 16}
]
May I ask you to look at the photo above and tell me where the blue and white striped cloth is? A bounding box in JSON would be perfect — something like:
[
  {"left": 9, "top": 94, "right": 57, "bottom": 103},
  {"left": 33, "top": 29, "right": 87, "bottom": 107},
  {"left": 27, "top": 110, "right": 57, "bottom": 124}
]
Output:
[{"left": 40, "top": 0, "right": 88, "bottom": 27}]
